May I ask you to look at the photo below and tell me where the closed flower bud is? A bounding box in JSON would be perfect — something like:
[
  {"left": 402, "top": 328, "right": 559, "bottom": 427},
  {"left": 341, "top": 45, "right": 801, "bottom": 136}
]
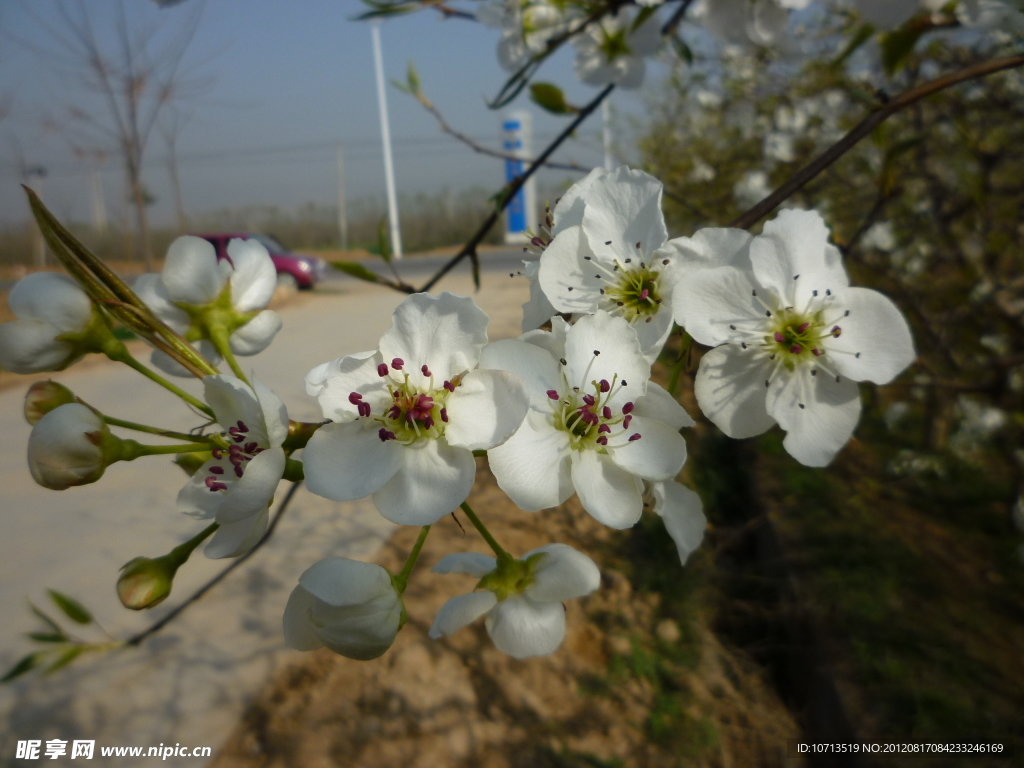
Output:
[
  {"left": 117, "top": 556, "right": 176, "bottom": 610},
  {"left": 24, "top": 380, "right": 77, "bottom": 425},
  {"left": 174, "top": 452, "right": 210, "bottom": 477},
  {"left": 27, "top": 403, "right": 120, "bottom": 490},
  {"left": 283, "top": 557, "right": 404, "bottom": 661}
]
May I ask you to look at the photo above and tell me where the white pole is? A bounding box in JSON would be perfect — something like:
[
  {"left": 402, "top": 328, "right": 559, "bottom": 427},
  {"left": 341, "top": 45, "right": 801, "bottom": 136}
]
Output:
[
  {"left": 371, "top": 21, "right": 403, "bottom": 259},
  {"left": 602, "top": 97, "right": 614, "bottom": 171},
  {"left": 336, "top": 144, "right": 348, "bottom": 251}
]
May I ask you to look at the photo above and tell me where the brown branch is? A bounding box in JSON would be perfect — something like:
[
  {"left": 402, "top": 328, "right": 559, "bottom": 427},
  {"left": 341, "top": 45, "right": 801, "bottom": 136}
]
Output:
[
  {"left": 124, "top": 481, "right": 302, "bottom": 647},
  {"left": 416, "top": 83, "right": 616, "bottom": 294},
  {"left": 729, "top": 52, "right": 1024, "bottom": 230}
]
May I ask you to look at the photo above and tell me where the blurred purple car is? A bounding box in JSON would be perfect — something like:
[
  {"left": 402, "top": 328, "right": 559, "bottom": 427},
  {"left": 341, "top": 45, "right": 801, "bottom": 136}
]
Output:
[{"left": 193, "top": 232, "right": 327, "bottom": 289}]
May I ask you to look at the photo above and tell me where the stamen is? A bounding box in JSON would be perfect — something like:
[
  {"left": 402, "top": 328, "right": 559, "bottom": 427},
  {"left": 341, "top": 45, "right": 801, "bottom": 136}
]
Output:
[
  {"left": 440, "top": 408, "right": 448, "bottom": 423},
  {"left": 378, "top": 428, "right": 396, "bottom": 442},
  {"left": 421, "top": 364, "right": 431, "bottom": 377},
  {"left": 391, "top": 358, "right": 404, "bottom": 370},
  {"left": 546, "top": 390, "right": 559, "bottom": 400},
  {"left": 628, "top": 433, "right": 641, "bottom": 442},
  {"left": 377, "top": 363, "right": 389, "bottom": 377},
  {"left": 603, "top": 406, "right": 612, "bottom": 419},
  {"left": 210, "top": 466, "right": 224, "bottom": 475}
]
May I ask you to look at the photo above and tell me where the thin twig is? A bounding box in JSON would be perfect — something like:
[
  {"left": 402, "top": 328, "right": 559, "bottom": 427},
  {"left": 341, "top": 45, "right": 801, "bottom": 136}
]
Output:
[
  {"left": 662, "top": 0, "right": 696, "bottom": 36},
  {"left": 729, "top": 52, "right": 1024, "bottom": 230},
  {"left": 124, "top": 481, "right": 302, "bottom": 647},
  {"left": 417, "top": 83, "right": 615, "bottom": 294}
]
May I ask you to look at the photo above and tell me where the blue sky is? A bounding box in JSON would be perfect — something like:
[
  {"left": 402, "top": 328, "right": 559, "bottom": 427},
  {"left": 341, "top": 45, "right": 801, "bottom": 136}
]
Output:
[{"left": 0, "top": 0, "right": 677, "bottom": 228}]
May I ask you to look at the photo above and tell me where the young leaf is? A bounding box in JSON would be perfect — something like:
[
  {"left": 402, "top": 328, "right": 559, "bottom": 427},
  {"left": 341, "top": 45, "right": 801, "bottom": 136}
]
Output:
[
  {"left": 834, "top": 23, "right": 875, "bottom": 66},
  {"left": 530, "top": 82, "right": 574, "bottom": 115},
  {"left": 28, "top": 632, "right": 68, "bottom": 644},
  {"left": 881, "top": 26, "right": 926, "bottom": 76},
  {"left": 45, "top": 646, "right": 85, "bottom": 674},
  {"left": 671, "top": 35, "right": 693, "bottom": 65},
  {"left": 1, "top": 654, "right": 38, "bottom": 683},
  {"left": 406, "top": 61, "right": 420, "bottom": 96},
  {"left": 47, "top": 590, "right": 92, "bottom": 625},
  {"left": 29, "top": 602, "right": 63, "bottom": 635},
  {"left": 330, "top": 261, "right": 382, "bottom": 284}
]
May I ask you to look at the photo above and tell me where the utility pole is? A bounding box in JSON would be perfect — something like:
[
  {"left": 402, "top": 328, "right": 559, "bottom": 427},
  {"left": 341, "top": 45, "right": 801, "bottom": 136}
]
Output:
[
  {"left": 337, "top": 144, "right": 348, "bottom": 251},
  {"left": 602, "top": 96, "right": 614, "bottom": 171},
  {"left": 371, "top": 20, "right": 403, "bottom": 258}
]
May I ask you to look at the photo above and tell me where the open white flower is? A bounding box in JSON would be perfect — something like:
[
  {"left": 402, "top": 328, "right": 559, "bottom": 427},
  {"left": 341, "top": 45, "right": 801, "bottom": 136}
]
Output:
[
  {"left": 177, "top": 375, "right": 288, "bottom": 559},
  {"left": 572, "top": 8, "right": 661, "bottom": 89},
  {"left": 303, "top": 292, "right": 529, "bottom": 526},
  {"left": 283, "top": 556, "right": 403, "bottom": 661},
  {"left": 0, "top": 272, "right": 103, "bottom": 374},
  {"left": 428, "top": 543, "right": 600, "bottom": 659},
  {"left": 28, "top": 403, "right": 110, "bottom": 490},
  {"left": 538, "top": 167, "right": 686, "bottom": 362},
  {"left": 135, "top": 236, "right": 282, "bottom": 377},
  {"left": 698, "top": 0, "right": 812, "bottom": 47},
  {"left": 479, "top": 0, "right": 578, "bottom": 71},
  {"left": 481, "top": 312, "right": 693, "bottom": 529},
  {"left": 677, "top": 209, "right": 915, "bottom": 467},
  {"left": 649, "top": 481, "right": 706, "bottom": 566}
]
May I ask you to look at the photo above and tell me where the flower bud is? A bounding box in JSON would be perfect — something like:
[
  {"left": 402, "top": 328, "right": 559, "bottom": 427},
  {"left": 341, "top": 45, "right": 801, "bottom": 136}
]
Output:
[
  {"left": 174, "top": 452, "right": 210, "bottom": 477},
  {"left": 283, "top": 557, "right": 404, "bottom": 661},
  {"left": 27, "top": 403, "right": 118, "bottom": 490},
  {"left": 24, "top": 380, "right": 77, "bottom": 425},
  {"left": 116, "top": 556, "right": 177, "bottom": 610}
]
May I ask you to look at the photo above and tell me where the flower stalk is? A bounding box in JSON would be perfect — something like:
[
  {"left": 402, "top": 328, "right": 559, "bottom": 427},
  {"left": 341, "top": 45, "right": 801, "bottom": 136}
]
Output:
[
  {"left": 459, "top": 502, "right": 511, "bottom": 563},
  {"left": 392, "top": 525, "right": 431, "bottom": 594}
]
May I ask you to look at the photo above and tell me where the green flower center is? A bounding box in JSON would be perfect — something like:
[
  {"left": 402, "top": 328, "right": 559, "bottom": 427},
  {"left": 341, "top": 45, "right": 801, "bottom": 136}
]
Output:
[{"left": 604, "top": 266, "right": 663, "bottom": 323}]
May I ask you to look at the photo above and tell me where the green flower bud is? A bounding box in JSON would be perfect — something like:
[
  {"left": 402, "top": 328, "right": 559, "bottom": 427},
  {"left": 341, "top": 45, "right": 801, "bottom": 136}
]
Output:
[
  {"left": 116, "top": 556, "right": 178, "bottom": 610},
  {"left": 24, "top": 380, "right": 78, "bottom": 425}
]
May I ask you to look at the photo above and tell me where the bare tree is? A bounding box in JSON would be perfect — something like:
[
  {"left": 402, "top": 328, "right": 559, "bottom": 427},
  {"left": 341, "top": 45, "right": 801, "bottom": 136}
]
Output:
[
  {"left": 19, "top": 0, "right": 207, "bottom": 269},
  {"left": 159, "top": 108, "right": 190, "bottom": 232}
]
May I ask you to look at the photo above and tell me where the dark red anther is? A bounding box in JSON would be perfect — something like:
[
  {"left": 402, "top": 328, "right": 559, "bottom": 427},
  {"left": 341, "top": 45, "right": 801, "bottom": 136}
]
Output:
[
  {"left": 603, "top": 406, "right": 612, "bottom": 419},
  {"left": 209, "top": 466, "right": 224, "bottom": 475},
  {"left": 440, "top": 408, "right": 448, "bottom": 423},
  {"left": 391, "top": 358, "right": 404, "bottom": 370},
  {"left": 205, "top": 476, "right": 227, "bottom": 492},
  {"left": 831, "top": 326, "right": 842, "bottom": 337},
  {"left": 622, "top": 402, "right": 634, "bottom": 415},
  {"left": 789, "top": 344, "right": 802, "bottom": 354},
  {"left": 378, "top": 428, "right": 396, "bottom": 442},
  {"left": 421, "top": 364, "right": 431, "bottom": 377},
  {"left": 444, "top": 380, "right": 455, "bottom": 392},
  {"left": 212, "top": 449, "right": 223, "bottom": 459},
  {"left": 358, "top": 402, "right": 371, "bottom": 417},
  {"left": 348, "top": 392, "right": 364, "bottom": 405},
  {"left": 596, "top": 436, "right": 608, "bottom": 446},
  {"left": 774, "top": 331, "right": 785, "bottom": 343},
  {"left": 639, "top": 289, "right": 649, "bottom": 301},
  {"left": 377, "top": 363, "right": 389, "bottom": 377},
  {"left": 236, "top": 421, "right": 248, "bottom": 432},
  {"left": 234, "top": 465, "right": 244, "bottom": 478},
  {"left": 599, "top": 379, "right": 610, "bottom": 392},
  {"left": 812, "top": 348, "right": 823, "bottom": 357},
  {"left": 388, "top": 405, "right": 401, "bottom": 420},
  {"left": 598, "top": 424, "right": 611, "bottom": 434},
  {"left": 628, "top": 433, "right": 642, "bottom": 442},
  {"left": 623, "top": 415, "right": 632, "bottom": 429},
  {"left": 531, "top": 237, "right": 545, "bottom": 247},
  {"left": 797, "top": 322, "right": 810, "bottom": 333},
  {"left": 244, "top": 442, "right": 259, "bottom": 453},
  {"left": 583, "top": 394, "right": 596, "bottom": 406},
  {"left": 546, "top": 389, "right": 559, "bottom": 400},
  {"left": 423, "top": 416, "right": 435, "bottom": 429}
]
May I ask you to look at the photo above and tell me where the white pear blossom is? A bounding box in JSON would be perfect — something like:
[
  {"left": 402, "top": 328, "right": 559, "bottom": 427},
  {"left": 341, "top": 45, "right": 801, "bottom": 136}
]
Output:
[
  {"left": 135, "top": 236, "right": 283, "bottom": 377},
  {"left": 177, "top": 375, "right": 288, "bottom": 559},
  {"left": 478, "top": 0, "right": 579, "bottom": 71},
  {"left": 538, "top": 167, "right": 684, "bottom": 362},
  {"left": 27, "top": 403, "right": 111, "bottom": 490},
  {"left": 676, "top": 209, "right": 916, "bottom": 467},
  {"left": 572, "top": 8, "right": 661, "bottom": 89},
  {"left": 428, "top": 543, "right": 600, "bottom": 659},
  {"left": 303, "top": 292, "right": 529, "bottom": 526},
  {"left": 649, "top": 481, "right": 706, "bottom": 565},
  {"left": 283, "top": 556, "right": 403, "bottom": 661},
  {"left": 480, "top": 312, "right": 693, "bottom": 529},
  {"left": 697, "top": 0, "right": 813, "bottom": 47},
  {"left": 0, "top": 272, "right": 102, "bottom": 374}
]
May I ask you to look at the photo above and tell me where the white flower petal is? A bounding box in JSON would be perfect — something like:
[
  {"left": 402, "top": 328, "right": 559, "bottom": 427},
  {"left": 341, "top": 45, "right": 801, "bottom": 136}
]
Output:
[
  {"left": 379, "top": 292, "right": 489, "bottom": 387},
  {"left": 444, "top": 368, "right": 529, "bottom": 451},
  {"left": 303, "top": 421, "right": 403, "bottom": 501},
  {"left": 538, "top": 226, "right": 604, "bottom": 314},
  {"left": 0, "top": 319, "right": 78, "bottom": 373},
  {"left": 204, "top": 506, "right": 268, "bottom": 559},
  {"left": 252, "top": 377, "right": 289, "bottom": 447},
  {"left": 766, "top": 367, "right": 861, "bottom": 467},
  {"left": 9, "top": 272, "right": 94, "bottom": 332},
  {"left": 134, "top": 273, "right": 189, "bottom": 333},
  {"left": 432, "top": 552, "right": 498, "bottom": 577},
  {"left": 428, "top": 590, "right": 498, "bottom": 638},
  {"left": 750, "top": 210, "right": 848, "bottom": 308},
  {"left": 635, "top": 381, "right": 695, "bottom": 429},
  {"left": 227, "top": 238, "right": 277, "bottom": 312},
  {"left": 631, "top": 304, "right": 675, "bottom": 364},
  {"left": 521, "top": 259, "right": 558, "bottom": 332},
  {"left": 372, "top": 438, "right": 476, "bottom": 525},
  {"left": 162, "top": 236, "right": 226, "bottom": 306},
  {"left": 693, "top": 344, "right": 776, "bottom": 439},
  {"left": 581, "top": 166, "right": 668, "bottom": 264},
  {"left": 565, "top": 312, "right": 649, "bottom": 409},
  {"left": 551, "top": 168, "right": 605, "bottom": 235},
  {"left": 523, "top": 543, "right": 601, "bottom": 602},
  {"left": 228, "top": 310, "right": 282, "bottom": 356},
  {"left": 675, "top": 266, "right": 763, "bottom": 347},
  {"left": 520, "top": 318, "right": 568, "bottom": 362},
  {"left": 203, "top": 375, "right": 269, "bottom": 445},
  {"left": 479, "top": 338, "right": 561, "bottom": 410},
  {"left": 488, "top": 410, "right": 573, "bottom": 511},
  {"left": 282, "top": 586, "right": 325, "bottom": 651},
  {"left": 651, "top": 481, "right": 706, "bottom": 566},
  {"left": 176, "top": 457, "right": 230, "bottom": 519},
  {"left": 27, "top": 404, "right": 106, "bottom": 489},
  {"left": 217, "top": 447, "right": 285, "bottom": 522},
  {"left": 607, "top": 414, "right": 687, "bottom": 481},
  {"left": 485, "top": 596, "right": 565, "bottom": 659},
  {"left": 658, "top": 227, "right": 754, "bottom": 275},
  {"left": 826, "top": 287, "right": 915, "bottom": 385},
  {"left": 298, "top": 556, "right": 394, "bottom": 607},
  {"left": 570, "top": 449, "right": 643, "bottom": 529},
  {"left": 305, "top": 349, "right": 378, "bottom": 399},
  {"left": 312, "top": 597, "right": 401, "bottom": 660}
]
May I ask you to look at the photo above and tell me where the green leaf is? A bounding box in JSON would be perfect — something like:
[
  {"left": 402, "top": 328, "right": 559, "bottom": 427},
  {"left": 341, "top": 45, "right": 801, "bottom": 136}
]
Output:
[
  {"left": 330, "top": 261, "right": 382, "bottom": 284},
  {"left": 406, "top": 61, "right": 420, "bottom": 96},
  {"left": 834, "top": 23, "right": 875, "bottom": 66},
  {"left": 670, "top": 35, "right": 693, "bottom": 65},
  {"left": 47, "top": 590, "right": 92, "bottom": 625},
  {"left": 29, "top": 602, "right": 62, "bottom": 635},
  {"left": 45, "top": 646, "right": 84, "bottom": 674},
  {"left": 28, "top": 633, "right": 67, "bottom": 644},
  {"left": 1, "top": 654, "right": 38, "bottom": 683},
  {"left": 529, "top": 82, "right": 574, "bottom": 115},
  {"left": 880, "top": 26, "right": 926, "bottom": 76},
  {"left": 377, "top": 219, "right": 393, "bottom": 263}
]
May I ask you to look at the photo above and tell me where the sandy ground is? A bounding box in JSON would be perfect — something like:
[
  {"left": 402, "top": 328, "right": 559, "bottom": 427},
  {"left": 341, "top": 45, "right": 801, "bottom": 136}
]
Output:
[{"left": 0, "top": 272, "right": 530, "bottom": 766}]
